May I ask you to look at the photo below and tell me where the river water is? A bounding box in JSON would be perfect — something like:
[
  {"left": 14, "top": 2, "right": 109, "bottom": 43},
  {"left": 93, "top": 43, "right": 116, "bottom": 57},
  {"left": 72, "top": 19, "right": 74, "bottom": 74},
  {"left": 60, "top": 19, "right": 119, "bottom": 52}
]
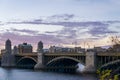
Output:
[{"left": 0, "top": 67, "right": 98, "bottom": 80}]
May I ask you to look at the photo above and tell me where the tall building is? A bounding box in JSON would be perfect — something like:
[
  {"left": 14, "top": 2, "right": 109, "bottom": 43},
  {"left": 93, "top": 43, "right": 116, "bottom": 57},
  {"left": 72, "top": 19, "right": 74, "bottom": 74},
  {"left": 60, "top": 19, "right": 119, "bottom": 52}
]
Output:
[
  {"left": 18, "top": 43, "right": 33, "bottom": 54},
  {"left": 5, "top": 39, "right": 12, "bottom": 54},
  {"left": 37, "top": 41, "right": 43, "bottom": 53}
]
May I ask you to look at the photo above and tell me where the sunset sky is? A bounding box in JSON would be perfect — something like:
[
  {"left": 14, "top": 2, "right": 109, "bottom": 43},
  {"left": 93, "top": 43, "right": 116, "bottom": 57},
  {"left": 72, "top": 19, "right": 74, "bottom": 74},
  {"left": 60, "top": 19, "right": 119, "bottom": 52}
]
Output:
[{"left": 0, "top": 0, "right": 120, "bottom": 51}]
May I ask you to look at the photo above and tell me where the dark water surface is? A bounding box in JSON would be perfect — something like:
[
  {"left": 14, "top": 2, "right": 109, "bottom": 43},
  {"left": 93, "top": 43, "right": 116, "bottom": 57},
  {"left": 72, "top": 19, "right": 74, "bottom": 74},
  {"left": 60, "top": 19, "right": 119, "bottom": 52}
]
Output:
[{"left": 0, "top": 67, "right": 98, "bottom": 80}]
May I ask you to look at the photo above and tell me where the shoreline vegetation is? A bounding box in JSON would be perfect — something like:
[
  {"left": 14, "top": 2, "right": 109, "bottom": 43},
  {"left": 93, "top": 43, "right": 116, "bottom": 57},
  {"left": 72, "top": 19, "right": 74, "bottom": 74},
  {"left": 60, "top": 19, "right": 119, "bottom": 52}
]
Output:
[
  {"left": 96, "top": 36, "right": 120, "bottom": 80},
  {"left": 97, "top": 69, "right": 120, "bottom": 80}
]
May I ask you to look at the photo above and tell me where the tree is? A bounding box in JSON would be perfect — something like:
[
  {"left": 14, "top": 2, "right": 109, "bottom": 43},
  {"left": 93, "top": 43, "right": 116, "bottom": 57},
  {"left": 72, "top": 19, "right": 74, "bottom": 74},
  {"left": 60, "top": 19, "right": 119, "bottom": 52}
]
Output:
[{"left": 109, "top": 36, "right": 120, "bottom": 52}]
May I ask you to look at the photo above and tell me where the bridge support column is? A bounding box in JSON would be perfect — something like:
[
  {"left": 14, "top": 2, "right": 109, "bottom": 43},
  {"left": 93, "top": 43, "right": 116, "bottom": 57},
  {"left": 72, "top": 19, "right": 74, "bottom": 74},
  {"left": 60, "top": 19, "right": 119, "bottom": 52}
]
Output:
[
  {"left": 83, "top": 51, "right": 96, "bottom": 73},
  {"left": 1, "top": 54, "right": 15, "bottom": 67},
  {"left": 34, "top": 53, "right": 45, "bottom": 70}
]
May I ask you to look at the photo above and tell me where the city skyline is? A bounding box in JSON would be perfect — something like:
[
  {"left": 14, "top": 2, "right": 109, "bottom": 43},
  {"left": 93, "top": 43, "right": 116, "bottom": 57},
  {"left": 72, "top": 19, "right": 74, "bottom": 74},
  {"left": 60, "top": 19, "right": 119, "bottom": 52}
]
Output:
[{"left": 0, "top": 0, "right": 120, "bottom": 51}]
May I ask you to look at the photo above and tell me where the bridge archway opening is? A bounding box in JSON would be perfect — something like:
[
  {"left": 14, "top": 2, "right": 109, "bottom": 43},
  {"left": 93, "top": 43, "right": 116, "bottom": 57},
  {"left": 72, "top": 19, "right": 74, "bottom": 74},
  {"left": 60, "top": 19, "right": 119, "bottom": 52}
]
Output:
[
  {"left": 100, "top": 60, "right": 120, "bottom": 71},
  {"left": 46, "top": 57, "right": 85, "bottom": 73},
  {"left": 99, "top": 60, "right": 120, "bottom": 78},
  {"left": 17, "top": 57, "right": 37, "bottom": 69}
]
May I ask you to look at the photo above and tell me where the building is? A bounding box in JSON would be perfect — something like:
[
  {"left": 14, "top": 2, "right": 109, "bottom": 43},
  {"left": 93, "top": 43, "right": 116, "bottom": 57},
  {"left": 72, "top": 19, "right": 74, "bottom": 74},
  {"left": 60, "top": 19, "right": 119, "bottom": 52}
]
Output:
[
  {"left": 49, "top": 46, "right": 83, "bottom": 53},
  {"left": 74, "top": 47, "right": 85, "bottom": 53},
  {"left": 18, "top": 43, "right": 33, "bottom": 54},
  {"left": 49, "top": 46, "right": 60, "bottom": 53},
  {"left": 1, "top": 49, "right": 6, "bottom": 56},
  {"left": 94, "top": 47, "right": 106, "bottom": 52}
]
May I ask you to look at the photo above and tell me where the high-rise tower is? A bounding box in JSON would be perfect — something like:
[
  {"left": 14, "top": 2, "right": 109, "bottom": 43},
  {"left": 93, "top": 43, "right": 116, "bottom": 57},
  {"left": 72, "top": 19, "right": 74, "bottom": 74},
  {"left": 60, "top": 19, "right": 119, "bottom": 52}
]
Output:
[{"left": 35, "top": 41, "right": 44, "bottom": 70}]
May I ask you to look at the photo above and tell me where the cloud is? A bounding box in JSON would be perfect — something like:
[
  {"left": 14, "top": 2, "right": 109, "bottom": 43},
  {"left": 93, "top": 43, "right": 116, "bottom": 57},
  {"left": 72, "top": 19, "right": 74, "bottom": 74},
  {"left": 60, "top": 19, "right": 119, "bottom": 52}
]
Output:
[
  {"left": 0, "top": 14, "right": 120, "bottom": 50},
  {"left": 7, "top": 19, "right": 110, "bottom": 27},
  {"left": 88, "top": 26, "right": 117, "bottom": 37},
  {"left": 85, "top": 22, "right": 118, "bottom": 37},
  {"left": 6, "top": 17, "right": 120, "bottom": 39},
  {"left": 56, "top": 27, "right": 77, "bottom": 39},
  {"left": 11, "top": 28, "right": 39, "bottom": 35},
  {"left": 0, "top": 21, "right": 4, "bottom": 25},
  {"left": 106, "top": 21, "right": 120, "bottom": 24},
  {"left": 7, "top": 14, "right": 75, "bottom": 24},
  {"left": 49, "top": 14, "right": 75, "bottom": 21},
  {"left": 42, "top": 21, "right": 119, "bottom": 38}
]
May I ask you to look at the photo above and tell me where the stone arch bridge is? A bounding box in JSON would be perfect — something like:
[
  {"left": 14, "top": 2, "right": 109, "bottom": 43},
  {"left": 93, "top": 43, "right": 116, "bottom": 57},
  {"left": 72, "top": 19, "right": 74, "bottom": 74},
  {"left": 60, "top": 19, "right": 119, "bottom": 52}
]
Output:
[{"left": 1, "top": 52, "right": 120, "bottom": 73}]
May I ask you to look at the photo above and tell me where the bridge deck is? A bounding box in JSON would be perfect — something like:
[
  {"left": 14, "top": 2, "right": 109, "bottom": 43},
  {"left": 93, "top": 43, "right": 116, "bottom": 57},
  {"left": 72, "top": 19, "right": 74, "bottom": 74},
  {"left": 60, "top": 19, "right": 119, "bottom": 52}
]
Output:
[
  {"left": 15, "top": 53, "right": 37, "bottom": 56},
  {"left": 44, "top": 53, "right": 85, "bottom": 56},
  {"left": 97, "top": 53, "right": 120, "bottom": 56}
]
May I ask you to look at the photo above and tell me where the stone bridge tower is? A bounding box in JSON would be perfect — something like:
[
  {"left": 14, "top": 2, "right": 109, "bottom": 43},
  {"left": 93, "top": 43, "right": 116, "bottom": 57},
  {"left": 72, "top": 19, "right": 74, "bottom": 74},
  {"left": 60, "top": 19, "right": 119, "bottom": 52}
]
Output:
[
  {"left": 5, "top": 39, "right": 12, "bottom": 54},
  {"left": 1, "top": 39, "right": 15, "bottom": 67},
  {"left": 34, "top": 41, "right": 45, "bottom": 70}
]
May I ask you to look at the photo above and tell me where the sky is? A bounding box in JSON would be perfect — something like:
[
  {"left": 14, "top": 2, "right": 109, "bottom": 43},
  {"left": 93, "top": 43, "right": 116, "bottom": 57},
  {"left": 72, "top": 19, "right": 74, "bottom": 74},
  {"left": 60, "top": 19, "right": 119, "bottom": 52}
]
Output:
[{"left": 0, "top": 0, "right": 120, "bottom": 51}]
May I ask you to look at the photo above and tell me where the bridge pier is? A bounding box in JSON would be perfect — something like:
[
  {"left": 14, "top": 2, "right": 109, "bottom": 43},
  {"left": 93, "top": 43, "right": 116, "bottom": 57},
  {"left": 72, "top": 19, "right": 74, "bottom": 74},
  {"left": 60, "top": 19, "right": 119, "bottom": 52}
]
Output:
[
  {"left": 1, "top": 54, "right": 15, "bottom": 67},
  {"left": 1, "top": 39, "right": 16, "bottom": 67},
  {"left": 34, "top": 53, "right": 45, "bottom": 70},
  {"left": 83, "top": 51, "right": 97, "bottom": 73}
]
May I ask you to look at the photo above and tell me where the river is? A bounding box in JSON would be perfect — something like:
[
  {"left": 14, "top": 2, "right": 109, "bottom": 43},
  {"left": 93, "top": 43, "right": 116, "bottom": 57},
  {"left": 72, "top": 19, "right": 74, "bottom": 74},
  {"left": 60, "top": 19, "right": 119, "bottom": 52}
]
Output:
[{"left": 0, "top": 67, "right": 98, "bottom": 80}]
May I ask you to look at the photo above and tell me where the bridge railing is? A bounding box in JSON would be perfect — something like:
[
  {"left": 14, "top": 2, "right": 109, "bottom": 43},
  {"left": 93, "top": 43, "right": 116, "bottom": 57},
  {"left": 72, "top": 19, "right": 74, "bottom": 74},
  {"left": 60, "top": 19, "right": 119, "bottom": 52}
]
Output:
[{"left": 97, "top": 52, "right": 120, "bottom": 56}]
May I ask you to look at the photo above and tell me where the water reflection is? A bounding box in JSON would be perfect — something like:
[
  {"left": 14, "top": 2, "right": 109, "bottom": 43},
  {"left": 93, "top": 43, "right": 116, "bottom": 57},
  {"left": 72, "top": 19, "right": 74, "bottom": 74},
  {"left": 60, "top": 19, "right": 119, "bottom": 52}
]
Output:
[
  {"left": 76, "top": 63, "right": 85, "bottom": 72},
  {"left": 0, "top": 67, "right": 97, "bottom": 80}
]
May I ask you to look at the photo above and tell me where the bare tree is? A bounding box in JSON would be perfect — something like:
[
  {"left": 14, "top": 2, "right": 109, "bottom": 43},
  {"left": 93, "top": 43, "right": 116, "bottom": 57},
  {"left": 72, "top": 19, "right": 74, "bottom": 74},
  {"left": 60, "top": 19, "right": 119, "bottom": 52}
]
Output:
[
  {"left": 110, "top": 36, "right": 120, "bottom": 45},
  {"left": 109, "top": 36, "right": 120, "bottom": 52}
]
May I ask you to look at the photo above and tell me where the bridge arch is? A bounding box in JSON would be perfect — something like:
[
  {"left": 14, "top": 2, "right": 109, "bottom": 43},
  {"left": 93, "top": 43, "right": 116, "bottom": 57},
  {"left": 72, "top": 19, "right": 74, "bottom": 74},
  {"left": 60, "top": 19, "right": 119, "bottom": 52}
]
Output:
[
  {"left": 46, "top": 56, "right": 85, "bottom": 73},
  {"left": 100, "top": 59, "right": 120, "bottom": 71},
  {"left": 17, "top": 56, "right": 37, "bottom": 69},
  {"left": 47, "top": 56, "right": 85, "bottom": 66}
]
